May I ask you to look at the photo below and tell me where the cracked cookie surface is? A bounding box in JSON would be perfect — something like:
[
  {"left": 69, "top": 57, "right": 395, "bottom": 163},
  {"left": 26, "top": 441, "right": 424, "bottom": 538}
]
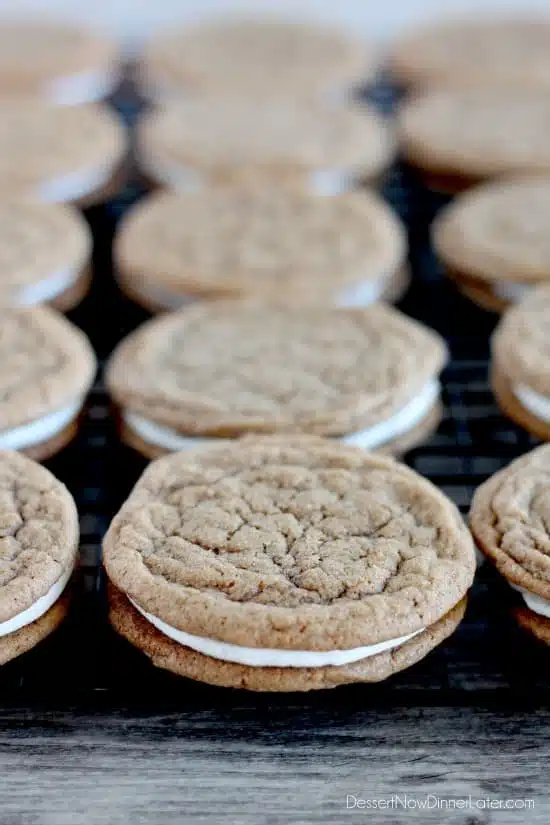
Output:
[
  {"left": 115, "top": 188, "right": 405, "bottom": 301},
  {"left": 0, "top": 201, "right": 90, "bottom": 302},
  {"left": 103, "top": 437, "right": 475, "bottom": 650},
  {"left": 106, "top": 302, "right": 446, "bottom": 436},
  {"left": 0, "top": 307, "right": 96, "bottom": 430},
  {"left": 0, "top": 451, "right": 78, "bottom": 622},
  {"left": 470, "top": 444, "right": 550, "bottom": 597}
]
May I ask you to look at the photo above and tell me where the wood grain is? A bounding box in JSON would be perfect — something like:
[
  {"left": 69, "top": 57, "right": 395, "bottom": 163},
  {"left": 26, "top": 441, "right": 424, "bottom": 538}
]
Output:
[{"left": 0, "top": 706, "right": 547, "bottom": 824}]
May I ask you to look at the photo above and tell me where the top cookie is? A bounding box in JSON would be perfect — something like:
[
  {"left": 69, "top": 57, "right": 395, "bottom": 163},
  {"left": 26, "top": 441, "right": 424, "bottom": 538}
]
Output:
[
  {"left": 115, "top": 187, "right": 405, "bottom": 304},
  {"left": 470, "top": 444, "right": 550, "bottom": 598},
  {"left": 141, "top": 17, "right": 375, "bottom": 101},
  {"left": 0, "top": 306, "right": 96, "bottom": 432},
  {"left": 391, "top": 17, "right": 550, "bottom": 89},
  {"left": 433, "top": 178, "right": 550, "bottom": 286},
  {"left": 0, "top": 21, "right": 119, "bottom": 104},
  {"left": 137, "top": 98, "right": 395, "bottom": 189},
  {"left": 399, "top": 88, "right": 550, "bottom": 182},
  {"left": 103, "top": 437, "right": 475, "bottom": 649},
  {"left": 0, "top": 200, "right": 90, "bottom": 306},
  {"left": 106, "top": 302, "right": 446, "bottom": 437},
  {"left": 491, "top": 285, "right": 550, "bottom": 397},
  {"left": 0, "top": 449, "right": 78, "bottom": 623},
  {"left": 0, "top": 101, "right": 126, "bottom": 202}
]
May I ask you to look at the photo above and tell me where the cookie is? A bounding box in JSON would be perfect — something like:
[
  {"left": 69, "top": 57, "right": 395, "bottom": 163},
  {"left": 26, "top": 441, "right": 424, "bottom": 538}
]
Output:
[
  {"left": 137, "top": 98, "right": 395, "bottom": 195},
  {"left": 104, "top": 438, "right": 475, "bottom": 691},
  {"left": 0, "top": 20, "right": 119, "bottom": 104},
  {"left": 106, "top": 302, "right": 447, "bottom": 457},
  {"left": 399, "top": 88, "right": 550, "bottom": 193},
  {"left": 0, "top": 100, "right": 127, "bottom": 206},
  {"left": 470, "top": 444, "right": 550, "bottom": 643},
  {"left": 114, "top": 187, "right": 407, "bottom": 311},
  {"left": 141, "top": 17, "right": 376, "bottom": 103},
  {"left": 0, "top": 200, "right": 91, "bottom": 310},
  {"left": 491, "top": 286, "right": 550, "bottom": 440},
  {"left": 391, "top": 17, "right": 550, "bottom": 91},
  {"left": 0, "top": 307, "right": 96, "bottom": 460},
  {"left": 0, "top": 450, "right": 78, "bottom": 665},
  {"left": 433, "top": 178, "right": 550, "bottom": 312}
]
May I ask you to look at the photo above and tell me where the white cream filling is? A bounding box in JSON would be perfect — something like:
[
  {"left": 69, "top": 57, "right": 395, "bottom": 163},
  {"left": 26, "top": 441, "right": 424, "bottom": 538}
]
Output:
[
  {"left": 336, "top": 277, "right": 385, "bottom": 307},
  {"left": 492, "top": 280, "right": 532, "bottom": 303},
  {"left": 15, "top": 266, "right": 78, "bottom": 306},
  {"left": 0, "top": 400, "right": 82, "bottom": 450},
  {"left": 46, "top": 68, "right": 117, "bottom": 106},
  {"left": 144, "top": 158, "right": 355, "bottom": 196},
  {"left": 128, "top": 596, "right": 422, "bottom": 667},
  {"left": 0, "top": 563, "right": 73, "bottom": 638},
  {"left": 123, "top": 380, "right": 440, "bottom": 454},
  {"left": 36, "top": 163, "right": 115, "bottom": 203},
  {"left": 511, "top": 584, "right": 550, "bottom": 619},
  {"left": 127, "top": 279, "right": 197, "bottom": 311},
  {"left": 514, "top": 384, "right": 550, "bottom": 423}
]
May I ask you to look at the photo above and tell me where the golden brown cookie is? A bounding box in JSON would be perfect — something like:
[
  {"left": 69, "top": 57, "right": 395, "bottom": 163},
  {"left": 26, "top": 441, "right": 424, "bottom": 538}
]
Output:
[
  {"left": 0, "top": 200, "right": 91, "bottom": 310},
  {"left": 106, "top": 302, "right": 447, "bottom": 455},
  {"left": 103, "top": 438, "right": 475, "bottom": 691},
  {"left": 470, "top": 444, "right": 550, "bottom": 643},
  {"left": 0, "top": 100, "right": 127, "bottom": 205},
  {"left": 434, "top": 178, "right": 550, "bottom": 312},
  {"left": 115, "top": 187, "right": 406, "bottom": 309},
  {"left": 0, "top": 20, "right": 119, "bottom": 104},
  {"left": 399, "top": 88, "right": 550, "bottom": 193},
  {"left": 141, "top": 17, "right": 376, "bottom": 103},
  {"left": 391, "top": 17, "right": 550, "bottom": 90},
  {"left": 491, "top": 286, "right": 550, "bottom": 439},
  {"left": 137, "top": 98, "right": 395, "bottom": 194},
  {"left": 0, "top": 307, "right": 96, "bottom": 459},
  {"left": 0, "top": 451, "right": 78, "bottom": 664}
]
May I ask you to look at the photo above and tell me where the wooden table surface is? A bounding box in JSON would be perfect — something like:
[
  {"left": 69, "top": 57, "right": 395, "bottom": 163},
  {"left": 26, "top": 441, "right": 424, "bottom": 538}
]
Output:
[{"left": 1, "top": 702, "right": 548, "bottom": 824}]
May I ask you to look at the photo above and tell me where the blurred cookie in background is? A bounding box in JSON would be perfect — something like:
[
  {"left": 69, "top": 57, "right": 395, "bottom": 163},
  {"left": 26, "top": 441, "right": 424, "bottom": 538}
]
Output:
[
  {"left": 106, "top": 301, "right": 447, "bottom": 458},
  {"left": 0, "top": 307, "right": 96, "bottom": 460},
  {"left": 0, "top": 20, "right": 119, "bottom": 104},
  {"left": 0, "top": 200, "right": 91, "bottom": 311},
  {"left": 141, "top": 17, "right": 377, "bottom": 104},
  {"left": 433, "top": 178, "right": 550, "bottom": 313},
  {"left": 0, "top": 100, "right": 127, "bottom": 206},
  {"left": 114, "top": 187, "right": 407, "bottom": 312},
  {"left": 391, "top": 16, "right": 550, "bottom": 91},
  {"left": 399, "top": 88, "right": 550, "bottom": 193},
  {"left": 137, "top": 97, "right": 396, "bottom": 196}
]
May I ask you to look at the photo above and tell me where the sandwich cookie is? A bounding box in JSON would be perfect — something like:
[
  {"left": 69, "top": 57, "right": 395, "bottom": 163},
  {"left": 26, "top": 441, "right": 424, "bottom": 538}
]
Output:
[
  {"left": 137, "top": 98, "right": 395, "bottom": 195},
  {"left": 0, "top": 20, "right": 119, "bottom": 104},
  {"left": 106, "top": 302, "right": 447, "bottom": 458},
  {"left": 0, "top": 450, "right": 78, "bottom": 665},
  {"left": 104, "top": 438, "right": 475, "bottom": 691},
  {"left": 399, "top": 88, "right": 550, "bottom": 194},
  {"left": 433, "top": 179, "right": 550, "bottom": 313},
  {"left": 141, "top": 17, "right": 376, "bottom": 104},
  {"left": 0, "top": 307, "right": 96, "bottom": 460},
  {"left": 0, "top": 100, "right": 127, "bottom": 206},
  {"left": 115, "top": 188, "right": 407, "bottom": 312},
  {"left": 492, "top": 286, "right": 550, "bottom": 441},
  {"left": 470, "top": 444, "right": 550, "bottom": 646},
  {"left": 0, "top": 200, "right": 91, "bottom": 311},
  {"left": 391, "top": 17, "right": 550, "bottom": 91}
]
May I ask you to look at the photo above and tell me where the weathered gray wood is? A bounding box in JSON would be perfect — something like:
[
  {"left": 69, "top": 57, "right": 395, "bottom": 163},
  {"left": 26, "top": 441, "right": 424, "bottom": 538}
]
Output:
[{"left": 0, "top": 707, "right": 547, "bottom": 824}]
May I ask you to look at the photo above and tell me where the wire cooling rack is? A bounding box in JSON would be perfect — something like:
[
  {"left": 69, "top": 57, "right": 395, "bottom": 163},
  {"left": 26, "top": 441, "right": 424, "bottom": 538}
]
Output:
[{"left": 0, "top": 80, "right": 547, "bottom": 707}]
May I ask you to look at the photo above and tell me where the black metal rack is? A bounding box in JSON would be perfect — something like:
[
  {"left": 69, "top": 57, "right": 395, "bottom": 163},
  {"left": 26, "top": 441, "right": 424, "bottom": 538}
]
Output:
[{"left": 0, "top": 82, "right": 547, "bottom": 708}]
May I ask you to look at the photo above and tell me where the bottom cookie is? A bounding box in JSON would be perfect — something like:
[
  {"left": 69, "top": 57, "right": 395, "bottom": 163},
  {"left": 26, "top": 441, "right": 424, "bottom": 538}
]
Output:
[
  {"left": 50, "top": 266, "right": 92, "bottom": 313},
  {"left": 0, "top": 594, "right": 68, "bottom": 666},
  {"left": 108, "top": 585, "right": 466, "bottom": 692},
  {"left": 23, "top": 418, "right": 81, "bottom": 462},
  {"left": 492, "top": 369, "right": 550, "bottom": 442},
  {"left": 514, "top": 605, "right": 550, "bottom": 647},
  {"left": 118, "top": 401, "right": 443, "bottom": 461}
]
